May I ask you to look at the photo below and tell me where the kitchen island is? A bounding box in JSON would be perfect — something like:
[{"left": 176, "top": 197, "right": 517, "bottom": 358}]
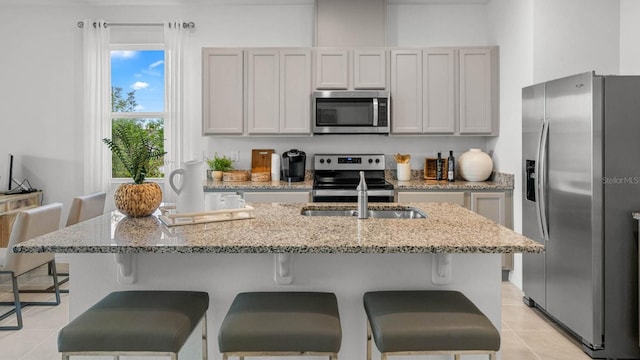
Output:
[{"left": 15, "top": 202, "right": 541, "bottom": 360}]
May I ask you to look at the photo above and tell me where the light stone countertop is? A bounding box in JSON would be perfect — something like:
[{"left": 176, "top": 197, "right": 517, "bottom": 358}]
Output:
[
  {"left": 204, "top": 172, "right": 514, "bottom": 191},
  {"left": 14, "top": 202, "right": 542, "bottom": 254}
]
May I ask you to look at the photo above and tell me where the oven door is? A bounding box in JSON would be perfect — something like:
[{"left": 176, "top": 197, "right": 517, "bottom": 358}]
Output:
[{"left": 312, "top": 189, "right": 395, "bottom": 203}]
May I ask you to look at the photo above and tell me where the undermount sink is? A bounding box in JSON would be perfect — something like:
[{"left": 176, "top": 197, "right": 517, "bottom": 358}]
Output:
[{"left": 300, "top": 207, "right": 427, "bottom": 219}]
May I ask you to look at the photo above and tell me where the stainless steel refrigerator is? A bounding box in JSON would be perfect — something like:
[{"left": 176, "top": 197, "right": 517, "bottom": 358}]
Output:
[{"left": 523, "top": 71, "right": 640, "bottom": 359}]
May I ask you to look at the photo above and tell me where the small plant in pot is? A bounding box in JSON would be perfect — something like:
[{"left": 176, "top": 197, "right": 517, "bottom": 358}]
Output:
[
  {"left": 103, "top": 123, "right": 167, "bottom": 217},
  {"left": 206, "top": 153, "right": 234, "bottom": 181}
]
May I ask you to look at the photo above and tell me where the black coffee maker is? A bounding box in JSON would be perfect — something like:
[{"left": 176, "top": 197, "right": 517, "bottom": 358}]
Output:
[{"left": 282, "top": 149, "right": 306, "bottom": 182}]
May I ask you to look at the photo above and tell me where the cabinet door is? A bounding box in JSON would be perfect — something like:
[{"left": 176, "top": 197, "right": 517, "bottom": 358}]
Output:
[
  {"left": 247, "top": 49, "right": 280, "bottom": 134},
  {"left": 390, "top": 50, "right": 423, "bottom": 133},
  {"left": 470, "top": 192, "right": 512, "bottom": 271},
  {"left": 470, "top": 192, "right": 506, "bottom": 225},
  {"left": 353, "top": 49, "right": 387, "bottom": 90},
  {"left": 242, "top": 191, "right": 311, "bottom": 203},
  {"left": 202, "top": 48, "right": 244, "bottom": 134},
  {"left": 423, "top": 48, "right": 455, "bottom": 133},
  {"left": 280, "top": 50, "right": 312, "bottom": 134},
  {"left": 315, "top": 49, "right": 349, "bottom": 90},
  {"left": 397, "top": 191, "right": 465, "bottom": 206},
  {"left": 459, "top": 48, "right": 494, "bottom": 134}
]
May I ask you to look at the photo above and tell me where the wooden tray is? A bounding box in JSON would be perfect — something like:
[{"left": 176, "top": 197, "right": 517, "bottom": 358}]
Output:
[
  {"left": 424, "top": 158, "right": 448, "bottom": 180},
  {"left": 158, "top": 205, "right": 255, "bottom": 227}
]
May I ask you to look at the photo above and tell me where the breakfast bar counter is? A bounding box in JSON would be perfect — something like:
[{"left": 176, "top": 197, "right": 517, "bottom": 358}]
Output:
[
  {"left": 14, "top": 202, "right": 539, "bottom": 254},
  {"left": 14, "top": 202, "right": 540, "bottom": 360}
]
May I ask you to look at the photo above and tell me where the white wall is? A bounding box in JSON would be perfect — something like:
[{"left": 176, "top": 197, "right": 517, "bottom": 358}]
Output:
[
  {"left": 485, "top": 0, "right": 533, "bottom": 288},
  {"left": 533, "top": 0, "right": 620, "bottom": 83},
  {"left": 0, "top": 4, "right": 85, "bottom": 214},
  {"left": 484, "top": 0, "right": 622, "bottom": 290},
  {"left": 0, "top": 1, "right": 317, "bottom": 221},
  {"left": 386, "top": 3, "right": 490, "bottom": 47},
  {"left": 620, "top": 0, "right": 640, "bottom": 74}
]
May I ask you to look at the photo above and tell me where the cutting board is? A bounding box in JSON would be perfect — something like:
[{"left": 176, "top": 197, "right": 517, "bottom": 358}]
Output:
[{"left": 251, "top": 149, "right": 274, "bottom": 173}]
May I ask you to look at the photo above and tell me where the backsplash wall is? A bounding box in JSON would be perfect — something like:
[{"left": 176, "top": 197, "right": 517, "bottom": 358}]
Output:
[{"left": 206, "top": 135, "right": 488, "bottom": 171}]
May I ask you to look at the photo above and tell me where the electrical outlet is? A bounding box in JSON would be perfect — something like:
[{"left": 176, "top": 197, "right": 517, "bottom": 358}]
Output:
[{"left": 230, "top": 151, "right": 240, "bottom": 162}]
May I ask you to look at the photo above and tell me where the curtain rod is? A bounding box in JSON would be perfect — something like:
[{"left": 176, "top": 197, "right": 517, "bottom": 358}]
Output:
[{"left": 77, "top": 21, "right": 195, "bottom": 29}]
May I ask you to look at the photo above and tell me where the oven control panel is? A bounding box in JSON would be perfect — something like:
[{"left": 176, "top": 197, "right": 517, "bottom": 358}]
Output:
[{"left": 314, "top": 154, "right": 386, "bottom": 171}]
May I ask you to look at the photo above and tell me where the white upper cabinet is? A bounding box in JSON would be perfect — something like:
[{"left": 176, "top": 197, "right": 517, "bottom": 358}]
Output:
[
  {"left": 315, "top": 48, "right": 349, "bottom": 90},
  {"left": 423, "top": 48, "right": 456, "bottom": 133},
  {"left": 203, "top": 46, "right": 496, "bottom": 137},
  {"left": 353, "top": 49, "right": 387, "bottom": 89},
  {"left": 247, "top": 49, "right": 280, "bottom": 134},
  {"left": 280, "top": 50, "right": 312, "bottom": 134},
  {"left": 247, "top": 48, "right": 312, "bottom": 135},
  {"left": 390, "top": 46, "right": 499, "bottom": 135},
  {"left": 459, "top": 48, "right": 497, "bottom": 134},
  {"left": 390, "top": 49, "right": 423, "bottom": 133},
  {"left": 315, "top": 48, "right": 387, "bottom": 90},
  {"left": 202, "top": 48, "right": 244, "bottom": 135}
]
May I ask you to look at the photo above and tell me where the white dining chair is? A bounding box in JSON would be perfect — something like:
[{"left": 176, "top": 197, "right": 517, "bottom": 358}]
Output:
[
  {"left": 0, "top": 202, "right": 63, "bottom": 330},
  {"left": 65, "top": 192, "right": 106, "bottom": 227},
  {"left": 49, "top": 192, "right": 106, "bottom": 292}
]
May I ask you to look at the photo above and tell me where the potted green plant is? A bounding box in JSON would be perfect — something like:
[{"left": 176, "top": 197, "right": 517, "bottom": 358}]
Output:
[
  {"left": 103, "top": 122, "right": 167, "bottom": 217},
  {"left": 206, "top": 153, "right": 234, "bottom": 181}
]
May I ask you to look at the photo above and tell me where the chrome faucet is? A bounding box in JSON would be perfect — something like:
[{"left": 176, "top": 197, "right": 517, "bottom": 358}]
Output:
[{"left": 356, "top": 171, "right": 368, "bottom": 219}]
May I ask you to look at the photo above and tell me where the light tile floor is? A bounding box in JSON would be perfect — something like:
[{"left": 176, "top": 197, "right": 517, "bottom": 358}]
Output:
[
  {"left": 501, "top": 282, "right": 592, "bottom": 360},
  {"left": 0, "top": 265, "right": 593, "bottom": 360}
]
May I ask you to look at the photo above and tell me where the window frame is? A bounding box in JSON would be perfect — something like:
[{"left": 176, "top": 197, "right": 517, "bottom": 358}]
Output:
[{"left": 109, "top": 43, "right": 166, "bottom": 184}]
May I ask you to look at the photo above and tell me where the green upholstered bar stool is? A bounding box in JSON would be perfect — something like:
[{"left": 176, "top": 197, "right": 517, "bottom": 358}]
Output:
[
  {"left": 218, "top": 292, "right": 342, "bottom": 360},
  {"left": 58, "top": 290, "right": 209, "bottom": 360},
  {"left": 363, "top": 291, "right": 500, "bottom": 360}
]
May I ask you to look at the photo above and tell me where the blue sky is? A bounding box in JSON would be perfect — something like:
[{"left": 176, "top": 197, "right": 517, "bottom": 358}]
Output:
[{"left": 111, "top": 50, "right": 165, "bottom": 112}]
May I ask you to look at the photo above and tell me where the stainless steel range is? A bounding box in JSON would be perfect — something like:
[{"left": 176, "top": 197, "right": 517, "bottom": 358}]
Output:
[{"left": 312, "top": 154, "right": 395, "bottom": 202}]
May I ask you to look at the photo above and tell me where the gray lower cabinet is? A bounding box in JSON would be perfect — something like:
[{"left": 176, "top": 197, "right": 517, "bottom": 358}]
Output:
[
  {"left": 470, "top": 192, "right": 513, "bottom": 272},
  {"left": 398, "top": 190, "right": 513, "bottom": 271},
  {"left": 241, "top": 191, "right": 311, "bottom": 203}
]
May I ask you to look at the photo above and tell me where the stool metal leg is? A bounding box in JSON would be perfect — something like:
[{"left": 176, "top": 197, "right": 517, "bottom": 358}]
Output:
[
  {"left": 367, "top": 321, "right": 372, "bottom": 360},
  {"left": 202, "top": 312, "right": 208, "bottom": 360},
  {"left": 489, "top": 352, "right": 496, "bottom": 360}
]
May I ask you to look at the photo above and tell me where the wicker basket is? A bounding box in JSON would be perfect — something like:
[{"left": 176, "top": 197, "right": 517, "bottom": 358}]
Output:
[
  {"left": 222, "top": 170, "right": 250, "bottom": 182},
  {"left": 251, "top": 172, "right": 271, "bottom": 182}
]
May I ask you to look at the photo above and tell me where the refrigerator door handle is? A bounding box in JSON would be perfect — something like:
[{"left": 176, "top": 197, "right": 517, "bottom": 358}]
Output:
[{"left": 536, "top": 118, "right": 550, "bottom": 241}]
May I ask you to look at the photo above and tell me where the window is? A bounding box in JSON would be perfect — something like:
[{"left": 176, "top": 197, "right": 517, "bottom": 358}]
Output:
[{"left": 110, "top": 46, "right": 165, "bottom": 179}]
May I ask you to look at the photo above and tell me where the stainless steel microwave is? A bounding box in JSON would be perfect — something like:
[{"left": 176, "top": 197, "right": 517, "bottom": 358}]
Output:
[{"left": 312, "top": 91, "right": 390, "bottom": 134}]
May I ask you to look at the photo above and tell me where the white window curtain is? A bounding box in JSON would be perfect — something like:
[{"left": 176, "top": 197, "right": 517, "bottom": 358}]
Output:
[
  {"left": 82, "top": 20, "right": 111, "bottom": 194},
  {"left": 163, "top": 20, "right": 189, "bottom": 203}
]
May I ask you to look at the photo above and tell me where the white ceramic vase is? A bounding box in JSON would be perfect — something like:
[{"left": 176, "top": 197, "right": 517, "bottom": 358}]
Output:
[{"left": 458, "top": 149, "right": 493, "bottom": 182}]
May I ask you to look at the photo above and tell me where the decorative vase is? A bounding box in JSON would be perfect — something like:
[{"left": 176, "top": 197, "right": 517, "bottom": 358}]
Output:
[
  {"left": 113, "top": 182, "right": 163, "bottom": 217},
  {"left": 207, "top": 169, "right": 224, "bottom": 181},
  {"left": 458, "top": 148, "right": 493, "bottom": 182}
]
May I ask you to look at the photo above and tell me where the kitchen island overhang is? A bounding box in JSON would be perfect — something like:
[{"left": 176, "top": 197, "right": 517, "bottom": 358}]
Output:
[
  {"left": 13, "top": 202, "right": 543, "bottom": 255},
  {"left": 14, "top": 202, "right": 542, "bottom": 360}
]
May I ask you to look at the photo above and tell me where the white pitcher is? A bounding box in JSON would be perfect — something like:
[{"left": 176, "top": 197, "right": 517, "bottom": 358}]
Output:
[{"left": 169, "top": 160, "right": 205, "bottom": 214}]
